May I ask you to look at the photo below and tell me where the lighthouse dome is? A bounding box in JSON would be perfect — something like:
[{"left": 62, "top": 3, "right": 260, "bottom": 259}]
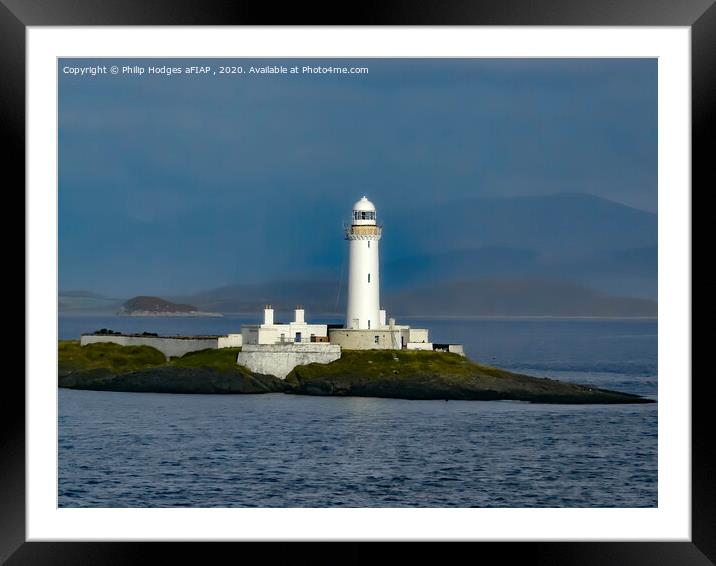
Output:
[
  {"left": 353, "top": 196, "right": 376, "bottom": 212},
  {"left": 351, "top": 196, "right": 377, "bottom": 225}
]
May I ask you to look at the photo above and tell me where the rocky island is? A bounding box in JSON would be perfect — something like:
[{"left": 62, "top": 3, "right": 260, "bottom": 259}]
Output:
[
  {"left": 58, "top": 341, "right": 653, "bottom": 404},
  {"left": 117, "top": 295, "right": 223, "bottom": 317}
]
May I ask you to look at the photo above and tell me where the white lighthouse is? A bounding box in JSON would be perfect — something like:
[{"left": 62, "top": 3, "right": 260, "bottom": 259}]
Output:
[{"left": 345, "top": 196, "right": 382, "bottom": 330}]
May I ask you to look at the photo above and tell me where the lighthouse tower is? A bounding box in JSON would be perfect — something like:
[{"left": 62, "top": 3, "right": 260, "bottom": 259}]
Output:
[{"left": 345, "top": 196, "right": 382, "bottom": 330}]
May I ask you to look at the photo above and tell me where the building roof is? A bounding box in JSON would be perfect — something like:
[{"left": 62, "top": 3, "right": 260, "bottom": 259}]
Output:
[{"left": 353, "top": 196, "right": 376, "bottom": 212}]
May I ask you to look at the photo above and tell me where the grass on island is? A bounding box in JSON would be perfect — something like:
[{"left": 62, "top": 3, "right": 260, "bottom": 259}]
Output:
[
  {"left": 59, "top": 341, "right": 246, "bottom": 375},
  {"left": 59, "top": 341, "right": 506, "bottom": 381},
  {"left": 168, "top": 347, "right": 245, "bottom": 372},
  {"left": 58, "top": 340, "right": 166, "bottom": 374},
  {"left": 289, "top": 349, "right": 509, "bottom": 379}
]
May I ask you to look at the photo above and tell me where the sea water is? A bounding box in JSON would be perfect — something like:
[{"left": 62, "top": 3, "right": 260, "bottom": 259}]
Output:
[{"left": 58, "top": 315, "right": 657, "bottom": 507}]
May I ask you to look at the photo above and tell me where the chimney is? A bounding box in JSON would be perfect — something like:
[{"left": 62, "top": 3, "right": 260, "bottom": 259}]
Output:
[
  {"left": 264, "top": 304, "right": 274, "bottom": 325},
  {"left": 379, "top": 308, "right": 386, "bottom": 327},
  {"left": 294, "top": 305, "right": 305, "bottom": 324}
]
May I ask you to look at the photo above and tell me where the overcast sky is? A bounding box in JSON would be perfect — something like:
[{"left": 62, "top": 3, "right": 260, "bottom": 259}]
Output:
[{"left": 59, "top": 58, "right": 657, "bottom": 296}]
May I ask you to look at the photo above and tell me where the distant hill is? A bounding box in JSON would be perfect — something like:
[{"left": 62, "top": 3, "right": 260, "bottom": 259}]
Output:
[{"left": 119, "top": 296, "right": 198, "bottom": 314}]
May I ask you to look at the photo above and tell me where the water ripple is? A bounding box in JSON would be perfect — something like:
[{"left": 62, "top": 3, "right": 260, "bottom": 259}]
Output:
[{"left": 59, "top": 388, "right": 657, "bottom": 508}]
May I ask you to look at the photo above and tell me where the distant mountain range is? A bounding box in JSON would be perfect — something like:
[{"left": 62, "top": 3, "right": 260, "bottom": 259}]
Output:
[
  {"left": 380, "top": 192, "right": 657, "bottom": 300},
  {"left": 60, "top": 193, "right": 657, "bottom": 317},
  {"left": 381, "top": 244, "right": 657, "bottom": 300},
  {"left": 164, "top": 277, "right": 655, "bottom": 318}
]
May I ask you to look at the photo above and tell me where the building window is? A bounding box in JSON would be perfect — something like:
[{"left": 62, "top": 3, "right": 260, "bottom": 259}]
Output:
[
  {"left": 367, "top": 241, "right": 370, "bottom": 248},
  {"left": 368, "top": 273, "right": 371, "bottom": 283},
  {"left": 374, "top": 335, "right": 379, "bottom": 344},
  {"left": 354, "top": 211, "right": 375, "bottom": 221},
  {"left": 368, "top": 320, "right": 371, "bottom": 329}
]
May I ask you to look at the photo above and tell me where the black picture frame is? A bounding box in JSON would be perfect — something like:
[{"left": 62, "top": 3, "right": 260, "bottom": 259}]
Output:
[{"left": 6, "top": 1, "right": 708, "bottom": 563}]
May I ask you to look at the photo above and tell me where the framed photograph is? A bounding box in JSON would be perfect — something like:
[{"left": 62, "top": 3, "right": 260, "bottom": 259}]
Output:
[{"left": 8, "top": 0, "right": 708, "bottom": 562}]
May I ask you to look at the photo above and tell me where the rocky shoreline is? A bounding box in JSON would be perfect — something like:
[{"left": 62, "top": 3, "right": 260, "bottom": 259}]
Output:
[{"left": 60, "top": 365, "right": 284, "bottom": 394}]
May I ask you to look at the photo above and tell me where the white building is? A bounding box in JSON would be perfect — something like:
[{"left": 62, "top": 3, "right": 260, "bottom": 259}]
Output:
[
  {"left": 237, "top": 306, "right": 339, "bottom": 379},
  {"left": 241, "top": 305, "right": 329, "bottom": 345}
]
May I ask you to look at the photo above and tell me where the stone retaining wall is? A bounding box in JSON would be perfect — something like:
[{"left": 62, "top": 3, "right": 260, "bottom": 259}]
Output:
[
  {"left": 237, "top": 343, "right": 342, "bottom": 379},
  {"left": 80, "top": 334, "right": 219, "bottom": 359}
]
